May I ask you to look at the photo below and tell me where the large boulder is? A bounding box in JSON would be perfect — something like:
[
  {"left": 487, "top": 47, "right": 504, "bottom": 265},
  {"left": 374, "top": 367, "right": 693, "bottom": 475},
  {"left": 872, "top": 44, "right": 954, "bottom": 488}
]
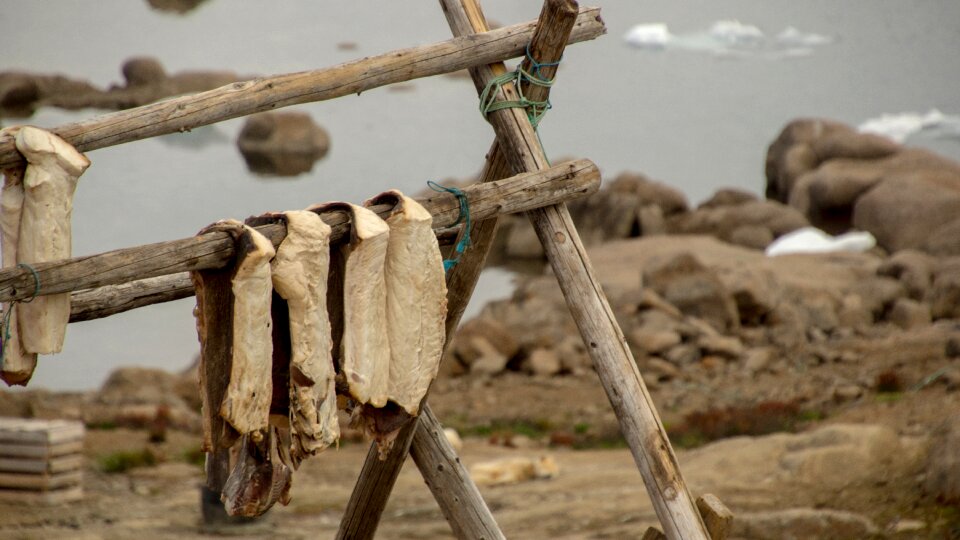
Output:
[
  {"left": 237, "top": 111, "right": 330, "bottom": 176},
  {"left": 767, "top": 119, "right": 960, "bottom": 254},
  {"left": 852, "top": 160, "right": 960, "bottom": 254},
  {"left": 766, "top": 118, "right": 899, "bottom": 204},
  {"left": 88, "top": 367, "right": 201, "bottom": 432}
]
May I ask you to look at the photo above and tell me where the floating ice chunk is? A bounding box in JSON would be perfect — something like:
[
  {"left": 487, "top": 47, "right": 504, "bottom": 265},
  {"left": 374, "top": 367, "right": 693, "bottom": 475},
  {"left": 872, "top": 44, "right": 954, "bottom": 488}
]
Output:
[
  {"left": 765, "top": 227, "right": 876, "bottom": 257},
  {"left": 625, "top": 20, "right": 832, "bottom": 58},
  {"left": 624, "top": 23, "right": 672, "bottom": 49},
  {"left": 709, "top": 20, "right": 764, "bottom": 45},
  {"left": 776, "top": 26, "right": 833, "bottom": 46},
  {"left": 858, "top": 109, "right": 960, "bottom": 143}
]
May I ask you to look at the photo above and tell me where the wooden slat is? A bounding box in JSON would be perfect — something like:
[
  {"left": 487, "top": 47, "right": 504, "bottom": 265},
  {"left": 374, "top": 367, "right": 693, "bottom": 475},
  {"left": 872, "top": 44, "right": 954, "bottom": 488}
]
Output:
[
  {"left": 441, "top": 0, "right": 711, "bottom": 538},
  {"left": 0, "top": 418, "right": 85, "bottom": 445},
  {"left": 0, "top": 440, "right": 83, "bottom": 459},
  {"left": 0, "top": 7, "right": 604, "bottom": 170},
  {"left": 0, "top": 454, "right": 83, "bottom": 474},
  {"left": 0, "top": 159, "right": 599, "bottom": 304},
  {"left": 0, "top": 485, "right": 83, "bottom": 505},
  {"left": 0, "top": 470, "right": 82, "bottom": 490}
]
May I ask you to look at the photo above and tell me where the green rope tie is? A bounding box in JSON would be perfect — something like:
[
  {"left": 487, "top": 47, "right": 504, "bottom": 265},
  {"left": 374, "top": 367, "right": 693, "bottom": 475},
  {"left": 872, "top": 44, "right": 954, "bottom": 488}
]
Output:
[
  {"left": 479, "top": 44, "right": 560, "bottom": 129},
  {"left": 427, "top": 181, "right": 471, "bottom": 273},
  {"left": 0, "top": 263, "right": 42, "bottom": 368}
]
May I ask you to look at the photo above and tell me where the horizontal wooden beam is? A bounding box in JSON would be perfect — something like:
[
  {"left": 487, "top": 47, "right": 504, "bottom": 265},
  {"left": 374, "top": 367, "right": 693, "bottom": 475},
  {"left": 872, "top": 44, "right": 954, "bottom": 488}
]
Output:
[
  {"left": 1, "top": 159, "right": 598, "bottom": 308},
  {"left": 0, "top": 7, "right": 604, "bottom": 170}
]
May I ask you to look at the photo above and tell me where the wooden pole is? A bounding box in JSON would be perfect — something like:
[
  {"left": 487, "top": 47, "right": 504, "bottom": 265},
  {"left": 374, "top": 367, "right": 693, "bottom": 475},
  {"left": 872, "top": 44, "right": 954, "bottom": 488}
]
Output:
[
  {"left": 334, "top": 3, "right": 581, "bottom": 539},
  {"left": 0, "top": 8, "right": 604, "bottom": 170},
  {"left": 0, "top": 159, "right": 599, "bottom": 304},
  {"left": 441, "top": 0, "right": 711, "bottom": 538}
]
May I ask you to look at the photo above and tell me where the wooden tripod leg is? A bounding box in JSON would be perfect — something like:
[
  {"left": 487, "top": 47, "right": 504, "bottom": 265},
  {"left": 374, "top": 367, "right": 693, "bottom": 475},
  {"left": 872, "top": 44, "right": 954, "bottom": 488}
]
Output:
[
  {"left": 334, "top": 3, "right": 581, "bottom": 539},
  {"left": 441, "top": 0, "right": 711, "bottom": 538}
]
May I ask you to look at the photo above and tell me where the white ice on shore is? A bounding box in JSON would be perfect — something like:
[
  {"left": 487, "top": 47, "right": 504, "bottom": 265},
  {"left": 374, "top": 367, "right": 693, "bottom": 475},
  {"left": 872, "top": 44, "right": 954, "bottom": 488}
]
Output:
[
  {"left": 624, "top": 20, "right": 832, "bottom": 58},
  {"left": 765, "top": 227, "right": 876, "bottom": 257},
  {"left": 858, "top": 109, "right": 960, "bottom": 143}
]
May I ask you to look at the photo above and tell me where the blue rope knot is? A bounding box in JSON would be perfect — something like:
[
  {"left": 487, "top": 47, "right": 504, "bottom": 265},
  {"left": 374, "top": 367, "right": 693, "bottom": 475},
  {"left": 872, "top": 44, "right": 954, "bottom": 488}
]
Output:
[
  {"left": 479, "top": 43, "right": 560, "bottom": 129},
  {"left": 427, "top": 181, "right": 471, "bottom": 273},
  {"left": 0, "top": 263, "right": 42, "bottom": 367}
]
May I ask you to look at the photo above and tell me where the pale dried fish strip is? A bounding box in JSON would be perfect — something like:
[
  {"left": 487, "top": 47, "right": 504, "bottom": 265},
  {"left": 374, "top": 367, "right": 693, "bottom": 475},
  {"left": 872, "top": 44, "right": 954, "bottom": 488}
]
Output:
[
  {"left": 15, "top": 126, "right": 89, "bottom": 354},
  {"left": 220, "top": 221, "right": 276, "bottom": 436},
  {"left": 270, "top": 210, "right": 338, "bottom": 463},
  {"left": 365, "top": 190, "right": 447, "bottom": 415},
  {"left": 1, "top": 164, "right": 36, "bottom": 385},
  {"left": 311, "top": 202, "right": 390, "bottom": 408}
]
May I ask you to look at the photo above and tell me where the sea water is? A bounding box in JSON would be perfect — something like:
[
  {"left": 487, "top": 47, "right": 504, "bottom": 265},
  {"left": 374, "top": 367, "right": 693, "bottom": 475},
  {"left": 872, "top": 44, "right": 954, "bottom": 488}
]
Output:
[{"left": 1, "top": 1, "right": 959, "bottom": 390}]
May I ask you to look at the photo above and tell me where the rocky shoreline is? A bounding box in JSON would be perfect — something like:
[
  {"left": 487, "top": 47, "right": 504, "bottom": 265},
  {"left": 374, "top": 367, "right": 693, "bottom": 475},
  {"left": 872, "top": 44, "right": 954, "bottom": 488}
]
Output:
[{"left": 1, "top": 118, "right": 959, "bottom": 537}]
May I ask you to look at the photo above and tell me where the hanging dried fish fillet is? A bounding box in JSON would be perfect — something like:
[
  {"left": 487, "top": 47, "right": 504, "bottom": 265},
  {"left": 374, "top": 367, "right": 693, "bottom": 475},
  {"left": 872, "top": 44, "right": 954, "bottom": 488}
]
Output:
[
  {"left": 15, "top": 126, "right": 89, "bottom": 354},
  {"left": 269, "top": 210, "right": 338, "bottom": 465},
  {"left": 310, "top": 202, "right": 391, "bottom": 408},
  {"left": 221, "top": 222, "right": 276, "bottom": 436},
  {"left": 0, "top": 163, "right": 36, "bottom": 386},
  {"left": 221, "top": 428, "right": 292, "bottom": 517},
  {"left": 365, "top": 190, "right": 447, "bottom": 416}
]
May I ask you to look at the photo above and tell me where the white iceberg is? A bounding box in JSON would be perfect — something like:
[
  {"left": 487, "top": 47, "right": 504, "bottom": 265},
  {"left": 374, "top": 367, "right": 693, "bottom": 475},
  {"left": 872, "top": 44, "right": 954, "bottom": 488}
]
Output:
[
  {"left": 624, "top": 23, "right": 672, "bottom": 49},
  {"left": 858, "top": 109, "right": 960, "bottom": 143},
  {"left": 765, "top": 227, "right": 876, "bottom": 257},
  {"left": 624, "top": 20, "right": 833, "bottom": 59}
]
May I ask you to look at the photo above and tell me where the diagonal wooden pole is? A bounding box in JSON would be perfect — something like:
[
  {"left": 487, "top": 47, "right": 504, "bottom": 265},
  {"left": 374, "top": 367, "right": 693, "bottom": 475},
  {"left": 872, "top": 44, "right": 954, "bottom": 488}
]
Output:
[
  {"left": 441, "top": 0, "right": 711, "bottom": 538},
  {"left": 334, "top": 3, "right": 584, "bottom": 539}
]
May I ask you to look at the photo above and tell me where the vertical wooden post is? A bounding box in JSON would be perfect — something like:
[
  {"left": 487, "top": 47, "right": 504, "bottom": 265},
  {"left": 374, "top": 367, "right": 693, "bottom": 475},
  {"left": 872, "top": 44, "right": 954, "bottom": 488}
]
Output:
[
  {"left": 333, "top": 3, "right": 579, "bottom": 539},
  {"left": 440, "top": 1, "right": 711, "bottom": 538}
]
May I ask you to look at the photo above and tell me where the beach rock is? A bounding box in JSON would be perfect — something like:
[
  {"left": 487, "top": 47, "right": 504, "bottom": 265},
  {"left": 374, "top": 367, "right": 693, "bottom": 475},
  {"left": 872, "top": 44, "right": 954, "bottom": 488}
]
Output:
[
  {"left": 930, "top": 260, "right": 960, "bottom": 319},
  {"left": 925, "top": 418, "right": 960, "bottom": 503},
  {"left": 122, "top": 57, "right": 167, "bottom": 86},
  {"left": 455, "top": 317, "right": 519, "bottom": 362},
  {"left": 0, "top": 73, "right": 40, "bottom": 116},
  {"left": 628, "top": 328, "right": 681, "bottom": 355},
  {"left": 667, "top": 200, "right": 809, "bottom": 250},
  {"left": 877, "top": 249, "right": 935, "bottom": 300},
  {"left": 664, "top": 344, "right": 701, "bottom": 366},
  {"left": 743, "top": 347, "right": 774, "bottom": 374},
  {"left": 526, "top": 348, "right": 562, "bottom": 377},
  {"left": 886, "top": 297, "right": 931, "bottom": 330},
  {"left": 237, "top": 112, "right": 330, "bottom": 176},
  {"left": 146, "top": 0, "right": 210, "bottom": 14},
  {"left": 642, "top": 253, "right": 740, "bottom": 333},
  {"left": 643, "top": 357, "right": 681, "bottom": 381},
  {"left": 698, "top": 188, "right": 758, "bottom": 209},
  {"left": 716, "top": 266, "right": 780, "bottom": 326},
  {"left": 727, "top": 224, "right": 773, "bottom": 250},
  {"left": 90, "top": 367, "right": 200, "bottom": 432},
  {"left": 733, "top": 508, "right": 879, "bottom": 539},
  {"left": 837, "top": 294, "right": 873, "bottom": 329},
  {"left": 765, "top": 118, "right": 899, "bottom": 203},
  {"left": 853, "top": 163, "right": 960, "bottom": 254},
  {"left": 697, "top": 335, "right": 744, "bottom": 359},
  {"left": 607, "top": 171, "right": 689, "bottom": 216}
]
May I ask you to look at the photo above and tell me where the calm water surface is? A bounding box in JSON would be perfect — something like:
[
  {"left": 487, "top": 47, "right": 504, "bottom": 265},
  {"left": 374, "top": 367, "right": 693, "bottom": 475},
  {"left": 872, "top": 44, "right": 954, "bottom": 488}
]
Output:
[{"left": 1, "top": 1, "right": 959, "bottom": 389}]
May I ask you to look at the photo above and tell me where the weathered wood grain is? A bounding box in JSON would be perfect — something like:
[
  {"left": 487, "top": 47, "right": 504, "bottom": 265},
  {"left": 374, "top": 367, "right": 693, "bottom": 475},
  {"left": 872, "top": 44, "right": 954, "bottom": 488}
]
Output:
[
  {"left": 442, "top": 1, "right": 711, "bottom": 538},
  {"left": 0, "top": 159, "right": 598, "bottom": 304},
  {"left": 0, "top": 8, "right": 604, "bottom": 170}
]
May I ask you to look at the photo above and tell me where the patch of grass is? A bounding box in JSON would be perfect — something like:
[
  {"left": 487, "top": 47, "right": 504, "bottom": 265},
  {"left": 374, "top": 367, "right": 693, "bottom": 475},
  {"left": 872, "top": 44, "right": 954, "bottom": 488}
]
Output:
[
  {"left": 85, "top": 421, "right": 118, "bottom": 430},
  {"left": 98, "top": 448, "right": 158, "bottom": 473},
  {"left": 180, "top": 447, "right": 206, "bottom": 468},
  {"left": 874, "top": 391, "right": 903, "bottom": 403},
  {"left": 573, "top": 422, "right": 590, "bottom": 435},
  {"left": 457, "top": 418, "right": 554, "bottom": 439},
  {"left": 666, "top": 400, "right": 812, "bottom": 449}
]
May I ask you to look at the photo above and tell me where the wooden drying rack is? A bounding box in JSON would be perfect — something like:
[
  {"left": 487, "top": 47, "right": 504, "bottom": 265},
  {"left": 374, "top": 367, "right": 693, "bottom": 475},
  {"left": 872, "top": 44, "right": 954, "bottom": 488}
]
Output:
[{"left": 0, "top": 2, "right": 731, "bottom": 538}]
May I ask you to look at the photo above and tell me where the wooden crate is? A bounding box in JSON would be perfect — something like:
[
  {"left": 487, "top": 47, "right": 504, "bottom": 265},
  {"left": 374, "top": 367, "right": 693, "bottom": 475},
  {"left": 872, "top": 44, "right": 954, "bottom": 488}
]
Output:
[{"left": 0, "top": 418, "right": 85, "bottom": 504}]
